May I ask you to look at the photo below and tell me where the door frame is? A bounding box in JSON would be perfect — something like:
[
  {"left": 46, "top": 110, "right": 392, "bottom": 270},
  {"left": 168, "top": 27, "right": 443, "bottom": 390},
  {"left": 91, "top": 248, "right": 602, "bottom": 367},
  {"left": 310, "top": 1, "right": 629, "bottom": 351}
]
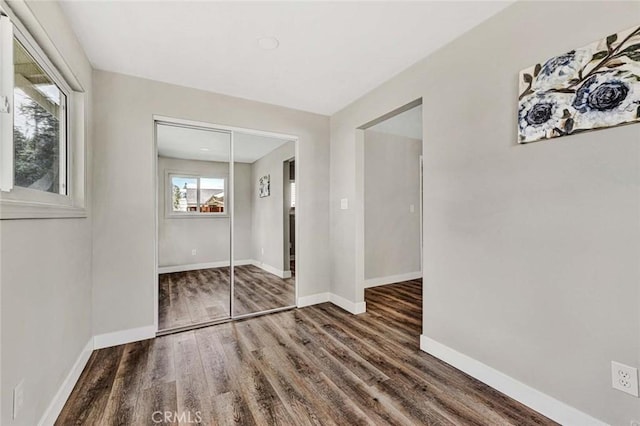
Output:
[
  {"left": 355, "top": 98, "right": 423, "bottom": 307},
  {"left": 152, "top": 115, "right": 300, "bottom": 335}
]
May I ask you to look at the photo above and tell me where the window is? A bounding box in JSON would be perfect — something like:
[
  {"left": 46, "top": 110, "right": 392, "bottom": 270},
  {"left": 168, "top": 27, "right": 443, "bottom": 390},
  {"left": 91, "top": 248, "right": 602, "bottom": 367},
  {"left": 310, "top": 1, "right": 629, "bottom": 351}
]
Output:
[
  {"left": 170, "top": 174, "right": 226, "bottom": 216},
  {"left": 0, "top": 8, "right": 85, "bottom": 219},
  {"left": 13, "top": 38, "right": 67, "bottom": 194}
]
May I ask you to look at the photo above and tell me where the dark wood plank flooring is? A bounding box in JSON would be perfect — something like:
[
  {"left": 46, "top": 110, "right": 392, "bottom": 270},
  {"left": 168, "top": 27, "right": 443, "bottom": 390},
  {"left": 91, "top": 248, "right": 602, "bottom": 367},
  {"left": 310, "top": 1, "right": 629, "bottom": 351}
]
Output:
[
  {"left": 233, "top": 264, "right": 295, "bottom": 318},
  {"left": 57, "top": 279, "right": 555, "bottom": 425},
  {"left": 159, "top": 264, "right": 295, "bottom": 330}
]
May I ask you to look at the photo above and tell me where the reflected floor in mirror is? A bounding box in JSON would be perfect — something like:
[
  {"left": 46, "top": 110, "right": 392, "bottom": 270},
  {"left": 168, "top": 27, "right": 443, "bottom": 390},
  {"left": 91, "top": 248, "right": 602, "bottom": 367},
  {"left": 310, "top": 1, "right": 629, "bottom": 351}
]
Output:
[{"left": 158, "top": 263, "right": 295, "bottom": 330}]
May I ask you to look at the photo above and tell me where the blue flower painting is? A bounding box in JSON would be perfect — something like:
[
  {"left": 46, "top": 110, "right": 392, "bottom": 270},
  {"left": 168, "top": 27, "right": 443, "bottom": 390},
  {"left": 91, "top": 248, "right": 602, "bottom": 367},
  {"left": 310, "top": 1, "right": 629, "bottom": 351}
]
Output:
[{"left": 518, "top": 26, "right": 640, "bottom": 143}]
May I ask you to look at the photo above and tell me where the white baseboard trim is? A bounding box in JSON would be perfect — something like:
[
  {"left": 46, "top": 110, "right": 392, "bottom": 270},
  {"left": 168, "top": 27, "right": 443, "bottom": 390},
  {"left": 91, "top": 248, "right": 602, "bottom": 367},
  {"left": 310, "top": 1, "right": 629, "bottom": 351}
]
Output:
[
  {"left": 297, "top": 292, "right": 366, "bottom": 314},
  {"left": 38, "top": 338, "right": 93, "bottom": 426},
  {"left": 419, "top": 335, "right": 606, "bottom": 426},
  {"left": 158, "top": 259, "right": 252, "bottom": 274},
  {"left": 94, "top": 325, "right": 156, "bottom": 350},
  {"left": 297, "top": 292, "right": 330, "bottom": 307},
  {"left": 159, "top": 259, "right": 291, "bottom": 279},
  {"left": 364, "top": 271, "right": 422, "bottom": 288},
  {"left": 329, "top": 293, "right": 366, "bottom": 314},
  {"left": 250, "top": 260, "right": 290, "bottom": 279}
]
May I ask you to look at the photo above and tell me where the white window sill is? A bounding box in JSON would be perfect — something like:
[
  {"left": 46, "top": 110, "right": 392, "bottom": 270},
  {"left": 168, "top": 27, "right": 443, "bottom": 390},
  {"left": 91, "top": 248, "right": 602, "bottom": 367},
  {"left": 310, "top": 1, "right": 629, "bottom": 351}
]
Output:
[{"left": 0, "top": 199, "right": 87, "bottom": 220}]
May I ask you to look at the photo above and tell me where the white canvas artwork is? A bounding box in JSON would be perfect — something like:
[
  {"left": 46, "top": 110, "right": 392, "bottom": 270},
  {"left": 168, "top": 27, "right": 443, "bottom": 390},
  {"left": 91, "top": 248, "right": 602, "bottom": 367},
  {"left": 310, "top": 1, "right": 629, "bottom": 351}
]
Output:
[
  {"left": 518, "top": 25, "right": 640, "bottom": 143},
  {"left": 259, "top": 174, "right": 270, "bottom": 198}
]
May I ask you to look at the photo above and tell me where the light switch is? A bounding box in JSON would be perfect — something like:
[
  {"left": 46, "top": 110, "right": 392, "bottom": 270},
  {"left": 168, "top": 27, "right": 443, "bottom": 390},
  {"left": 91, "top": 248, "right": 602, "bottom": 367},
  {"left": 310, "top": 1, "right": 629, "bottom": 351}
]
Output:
[
  {"left": 410, "top": 204, "right": 415, "bottom": 213},
  {"left": 340, "top": 198, "right": 348, "bottom": 210}
]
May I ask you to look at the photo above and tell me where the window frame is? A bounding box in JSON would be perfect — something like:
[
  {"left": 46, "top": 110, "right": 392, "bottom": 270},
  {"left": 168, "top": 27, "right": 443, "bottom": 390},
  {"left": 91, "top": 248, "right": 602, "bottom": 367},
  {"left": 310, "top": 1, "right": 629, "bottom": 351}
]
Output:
[
  {"left": 166, "top": 171, "right": 229, "bottom": 219},
  {"left": 10, "top": 33, "right": 70, "bottom": 198},
  {"left": 0, "top": 4, "right": 86, "bottom": 219}
]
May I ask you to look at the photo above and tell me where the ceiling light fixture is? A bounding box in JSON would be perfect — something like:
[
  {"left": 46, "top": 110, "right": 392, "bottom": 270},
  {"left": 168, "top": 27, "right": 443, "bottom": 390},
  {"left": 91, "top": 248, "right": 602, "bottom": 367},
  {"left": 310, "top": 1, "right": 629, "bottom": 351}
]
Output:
[
  {"left": 200, "top": 148, "right": 210, "bottom": 151},
  {"left": 257, "top": 36, "right": 279, "bottom": 50}
]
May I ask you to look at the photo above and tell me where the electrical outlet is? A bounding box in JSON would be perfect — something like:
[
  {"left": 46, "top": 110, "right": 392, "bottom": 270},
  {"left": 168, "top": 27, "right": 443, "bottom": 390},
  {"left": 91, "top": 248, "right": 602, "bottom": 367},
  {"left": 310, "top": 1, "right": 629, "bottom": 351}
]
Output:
[
  {"left": 13, "top": 380, "right": 24, "bottom": 419},
  {"left": 191, "top": 249, "right": 197, "bottom": 256},
  {"left": 611, "top": 361, "right": 639, "bottom": 397}
]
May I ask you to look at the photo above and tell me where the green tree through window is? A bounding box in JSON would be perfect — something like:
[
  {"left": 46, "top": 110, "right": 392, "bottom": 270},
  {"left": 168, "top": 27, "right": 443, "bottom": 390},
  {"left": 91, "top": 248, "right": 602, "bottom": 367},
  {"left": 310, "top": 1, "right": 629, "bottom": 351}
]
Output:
[{"left": 14, "top": 97, "right": 60, "bottom": 193}]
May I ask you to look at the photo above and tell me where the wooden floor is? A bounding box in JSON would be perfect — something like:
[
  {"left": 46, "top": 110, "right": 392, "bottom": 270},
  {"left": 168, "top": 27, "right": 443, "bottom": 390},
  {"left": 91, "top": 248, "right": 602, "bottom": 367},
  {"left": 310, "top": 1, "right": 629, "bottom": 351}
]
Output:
[
  {"left": 57, "top": 279, "right": 555, "bottom": 425},
  {"left": 159, "top": 264, "right": 295, "bottom": 330}
]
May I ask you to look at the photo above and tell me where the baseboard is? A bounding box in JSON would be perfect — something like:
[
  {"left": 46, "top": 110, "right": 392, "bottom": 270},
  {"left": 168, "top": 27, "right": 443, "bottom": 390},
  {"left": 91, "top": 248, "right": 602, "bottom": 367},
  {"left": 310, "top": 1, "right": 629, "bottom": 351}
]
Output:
[
  {"left": 419, "top": 335, "right": 606, "bottom": 426},
  {"left": 250, "top": 260, "right": 290, "bottom": 279},
  {"left": 38, "top": 338, "right": 93, "bottom": 426},
  {"left": 298, "top": 292, "right": 366, "bottom": 315},
  {"left": 158, "top": 259, "right": 291, "bottom": 278},
  {"left": 364, "top": 271, "right": 422, "bottom": 288},
  {"left": 93, "top": 325, "right": 156, "bottom": 350},
  {"left": 329, "top": 293, "right": 366, "bottom": 314},
  {"left": 158, "top": 259, "right": 252, "bottom": 274},
  {"left": 297, "top": 292, "right": 330, "bottom": 307}
]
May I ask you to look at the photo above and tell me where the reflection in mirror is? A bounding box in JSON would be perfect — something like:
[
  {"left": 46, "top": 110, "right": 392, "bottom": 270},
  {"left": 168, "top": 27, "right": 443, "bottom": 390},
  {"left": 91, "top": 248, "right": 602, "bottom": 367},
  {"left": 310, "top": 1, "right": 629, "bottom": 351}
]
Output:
[
  {"left": 156, "top": 123, "right": 231, "bottom": 331},
  {"left": 233, "top": 132, "right": 296, "bottom": 316}
]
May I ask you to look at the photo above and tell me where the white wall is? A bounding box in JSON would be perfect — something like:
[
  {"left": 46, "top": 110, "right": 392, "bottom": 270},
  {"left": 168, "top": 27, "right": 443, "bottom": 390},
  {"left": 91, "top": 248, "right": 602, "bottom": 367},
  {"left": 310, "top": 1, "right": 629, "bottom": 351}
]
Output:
[
  {"left": 250, "top": 142, "right": 295, "bottom": 273},
  {"left": 0, "top": 1, "right": 93, "bottom": 425},
  {"left": 330, "top": 2, "right": 640, "bottom": 424},
  {"left": 92, "top": 70, "right": 330, "bottom": 336},
  {"left": 364, "top": 130, "right": 421, "bottom": 281},
  {"left": 157, "top": 157, "right": 253, "bottom": 267}
]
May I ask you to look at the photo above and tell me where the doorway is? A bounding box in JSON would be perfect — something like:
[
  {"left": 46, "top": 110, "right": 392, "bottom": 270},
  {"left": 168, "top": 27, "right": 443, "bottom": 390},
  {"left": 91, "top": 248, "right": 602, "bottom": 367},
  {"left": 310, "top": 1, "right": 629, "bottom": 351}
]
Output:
[
  {"left": 357, "top": 99, "right": 423, "bottom": 306},
  {"left": 154, "top": 117, "right": 298, "bottom": 334}
]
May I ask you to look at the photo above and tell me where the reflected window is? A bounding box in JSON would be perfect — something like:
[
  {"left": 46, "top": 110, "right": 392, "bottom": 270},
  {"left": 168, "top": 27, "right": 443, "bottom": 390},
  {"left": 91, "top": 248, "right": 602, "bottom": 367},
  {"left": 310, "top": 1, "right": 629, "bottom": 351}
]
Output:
[{"left": 170, "top": 175, "right": 225, "bottom": 215}]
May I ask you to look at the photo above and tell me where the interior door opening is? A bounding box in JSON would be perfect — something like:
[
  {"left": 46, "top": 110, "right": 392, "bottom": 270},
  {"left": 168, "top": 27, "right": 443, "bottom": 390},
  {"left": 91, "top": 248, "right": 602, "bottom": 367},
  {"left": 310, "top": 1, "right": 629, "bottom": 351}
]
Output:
[{"left": 358, "top": 100, "right": 423, "bottom": 322}]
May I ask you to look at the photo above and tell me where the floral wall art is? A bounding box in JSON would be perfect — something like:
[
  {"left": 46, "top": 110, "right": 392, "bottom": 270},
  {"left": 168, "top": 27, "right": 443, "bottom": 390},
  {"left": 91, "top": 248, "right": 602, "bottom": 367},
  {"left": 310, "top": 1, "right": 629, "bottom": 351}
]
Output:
[{"left": 518, "top": 25, "right": 640, "bottom": 144}]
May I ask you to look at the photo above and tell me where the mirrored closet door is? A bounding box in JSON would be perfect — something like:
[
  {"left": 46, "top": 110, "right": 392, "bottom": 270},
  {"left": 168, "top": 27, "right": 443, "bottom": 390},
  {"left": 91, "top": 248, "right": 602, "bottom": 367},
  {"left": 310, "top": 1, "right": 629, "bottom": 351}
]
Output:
[
  {"left": 233, "top": 133, "right": 296, "bottom": 317},
  {"left": 156, "top": 123, "right": 231, "bottom": 332},
  {"left": 156, "top": 120, "right": 297, "bottom": 334}
]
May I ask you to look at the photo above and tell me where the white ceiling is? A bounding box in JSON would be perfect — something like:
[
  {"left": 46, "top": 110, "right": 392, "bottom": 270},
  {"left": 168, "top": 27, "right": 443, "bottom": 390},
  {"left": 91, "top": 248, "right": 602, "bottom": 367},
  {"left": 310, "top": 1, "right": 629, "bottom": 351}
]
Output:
[
  {"left": 369, "top": 105, "right": 422, "bottom": 140},
  {"left": 157, "top": 124, "right": 291, "bottom": 163},
  {"left": 59, "top": 1, "right": 512, "bottom": 115}
]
